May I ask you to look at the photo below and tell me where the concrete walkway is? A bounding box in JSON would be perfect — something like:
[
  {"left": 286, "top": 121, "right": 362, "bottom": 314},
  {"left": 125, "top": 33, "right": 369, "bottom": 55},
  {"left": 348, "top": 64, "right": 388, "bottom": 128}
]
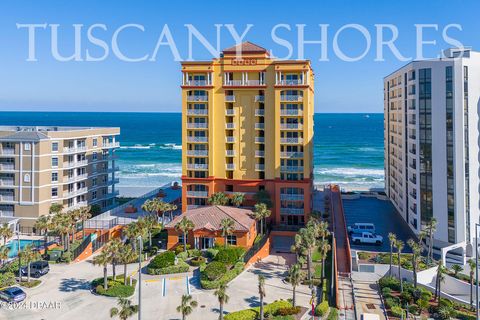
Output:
[
  {"left": 338, "top": 276, "right": 356, "bottom": 320},
  {"left": 352, "top": 279, "right": 386, "bottom": 320}
]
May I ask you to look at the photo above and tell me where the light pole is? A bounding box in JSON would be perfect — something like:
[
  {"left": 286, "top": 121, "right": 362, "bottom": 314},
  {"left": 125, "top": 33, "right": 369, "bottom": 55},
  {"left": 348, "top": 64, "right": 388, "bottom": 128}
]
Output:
[
  {"left": 476, "top": 223, "right": 479, "bottom": 320},
  {"left": 138, "top": 236, "right": 143, "bottom": 320}
]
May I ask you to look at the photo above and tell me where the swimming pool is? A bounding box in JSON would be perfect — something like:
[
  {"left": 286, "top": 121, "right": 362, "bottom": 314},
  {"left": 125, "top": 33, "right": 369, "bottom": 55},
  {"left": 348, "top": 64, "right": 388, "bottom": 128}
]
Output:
[{"left": 6, "top": 239, "right": 44, "bottom": 258}]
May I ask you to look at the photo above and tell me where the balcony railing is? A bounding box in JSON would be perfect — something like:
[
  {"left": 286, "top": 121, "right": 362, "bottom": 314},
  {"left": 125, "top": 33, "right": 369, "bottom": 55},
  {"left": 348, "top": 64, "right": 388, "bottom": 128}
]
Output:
[
  {"left": 187, "top": 164, "right": 208, "bottom": 170},
  {"left": 187, "top": 150, "right": 208, "bottom": 157},
  {"left": 280, "top": 208, "right": 304, "bottom": 215},
  {"left": 184, "top": 80, "right": 211, "bottom": 86},
  {"left": 63, "top": 160, "right": 88, "bottom": 169},
  {"left": 0, "top": 194, "right": 15, "bottom": 202},
  {"left": 187, "top": 191, "right": 208, "bottom": 198},
  {"left": 69, "top": 201, "right": 88, "bottom": 210},
  {"left": 224, "top": 80, "right": 265, "bottom": 86},
  {"left": 281, "top": 123, "right": 303, "bottom": 130},
  {"left": 187, "top": 123, "right": 208, "bottom": 129},
  {"left": 255, "top": 123, "right": 265, "bottom": 130},
  {"left": 280, "top": 194, "right": 304, "bottom": 201},
  {"left": 187, "top": 109, "right": 208, "bottom": 116},
  {"left": 107, "top": 166, "right": 120, "bottom": 173},
  {"left": 281, "top": 109, "right": 302, "bottom": 116},
  {"left": 0, "top": 210, "right": 14, "bottom": 217},
  {"left": 0, "top": 179, "right": 14, "bottom": 186},
  {"left": 255, "top": 109, "right": 265, "bottom": 116},
  {"left": 225, "top": 123, "right": 235, "bottom": 129},
  {"left": 103, "top": 142, "right": 120, "bottom": 149},
  {"left": 255, "top": 137, "right": 265, "bottom": 143},
  {"left": 225, "top": 95, "right": 236, "bottom": 102},
  {"left": 255, "top": 95, "right": 265, "bottom": 102},
  {"left": 255, "top": 150, "right": 265, "bottom": 157},
  {"left": 105, "top": 190, "right": 120, "bottom": 198},
  {"left": 225, "top": 109, "right": 235, "bottom": 116},
  {"left": 187, "top": 137, "right": 208, "bottom": 143},
  {"left": 0, "top": 164, "right": 15, "bottom": 171},
  {"left": 225, "top": 136, "right": 235, "bottom": 143},
  {"left": 65, "top": 174, "right": 88, "bottom": 183},
  {"left": 63, "top": 146, "right": 87, "bottom": 154},
  {"left": 225, "top": 163, "right": 235, "bottom": 170},
  {"left": 280, "top": 95, "right": 303, "bottom": 102},
  {"left": 64, "top": 188, "right": 88, "bottom": 198},
  {"left": 276, "top": 79, "right": 304, "bottom": 86},
  {"left": 186, "top": 95, "right": 208, "bottom": 102},
  {"left": 225, "top": 150, "right": 235, "bottom": 157},
  {"left": 108, "top": 178, "right": 120, "bottom": 185},
  {"left": 0, "top": 148, "right": 15, "bottom": 155},
  {"left": 280, "top": 137, "right": 303, "bottom": 144},
  {"left": 281, "top": 152, "right": 303, "bottom": 158},
  {"left": 281, "top": 166, "right": 304, "bottom": 172},
  {"left": 255, "top": 164, "right": 265, "bottom": 171}
]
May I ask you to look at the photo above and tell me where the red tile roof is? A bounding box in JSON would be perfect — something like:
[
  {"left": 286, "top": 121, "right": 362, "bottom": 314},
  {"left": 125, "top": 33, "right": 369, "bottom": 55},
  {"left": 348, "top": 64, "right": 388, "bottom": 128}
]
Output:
[
  {"left": 166, "top": 205, "right": 255, "bottom": 232},
  {"left": 222, "top": 41, "right": 268, "bottom": 55}
]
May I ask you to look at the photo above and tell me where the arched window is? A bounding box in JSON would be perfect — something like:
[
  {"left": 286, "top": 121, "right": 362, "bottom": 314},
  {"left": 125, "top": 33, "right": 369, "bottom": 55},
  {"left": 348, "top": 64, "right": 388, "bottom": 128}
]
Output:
[{"left": 24, "top": 174, "right": 31, "bottom": 183}]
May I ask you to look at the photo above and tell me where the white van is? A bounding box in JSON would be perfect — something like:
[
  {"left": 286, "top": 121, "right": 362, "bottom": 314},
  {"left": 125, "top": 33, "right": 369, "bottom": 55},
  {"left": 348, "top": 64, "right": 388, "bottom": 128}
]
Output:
[{"left": 347, "top": 223, "right": 375, "bottom": 234}]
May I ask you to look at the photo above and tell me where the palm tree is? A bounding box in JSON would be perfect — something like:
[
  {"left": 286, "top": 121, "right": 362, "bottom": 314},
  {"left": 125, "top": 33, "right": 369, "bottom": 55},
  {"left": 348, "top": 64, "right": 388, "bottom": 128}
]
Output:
[
  {"left": 49, "top": 203, "right": 64, "bottom": 215},
  {"left": 34, "top": 215, "right": 51, "bottom": 245},
  {"left": 435, "top": 261, "right": 446, "bottom": 302},
  {"left": 141, "top": 199, "right": 155, "bottom": 217},
  {"left": 18, "top": 244, "right": 38, "bottom": 283},
  {"left": 407, "top": 238, "right": 422, "bottom": 288},
  {"left": 395, "top": 239, "right": 404, "bottom": 292},
  {"left": 124, "top": 221, "right": 145, "bottom": 252},
  {"left": 175, "top": 217, "right": 195, "bottom": 252},
  {"left": 110, "top": 298, "right": 138, "bottom": 320},
  {"left": 77, "top": 206, "right": 92, "bottom": 239},
  {"left": 287, "top": 263, "right": 302, "bottom": 307},
  {"left": 319, "top": 239, "right": 331, "bottom": 301},
  {"left": 220, "top": 218, "right": 235, "bottom": 248},
  {"left": 298, "top": 227, "right": 316, "bottom": 286},
  {"left": 208, "top": 192, "right": 229, "bottom": 206},
  {"left": 104, "top": 238, "right": 122, "bottom": 280},
  {"left": 176, "top": 294, "right": 198, "bottom": 320},
  {"left": 426, "top": 218, "right": 437, "bottom": 265},
  {"left": 0, "top": 223, "right": 13, "bottom": 245},
  {"left": 141, "top": 215, "right": 161, "bottom": 248},
  {"left": 167, "top": 203, "right": 178, "bottom": 223},
  {"left": 252, "top": 203, "right": 271, "bottom": 236},
  {"left": 451, "top": 264, "right": 463, "bottom": 277},
  {"left": 214, "top": 283, "right": 229, "bottom": 320},
  {"left": 388, "top": 233, "right": 397, "bottom": 277},
  {"left": 0, "top": 245, "right": 9, "bottom": 266},
  {"left": 118, "top": 245, "right": 138, "bottom": 286},
  {"left": 253, "top": 190, "right": 272, "bottom": 208},
  {"left": 291, "top": 235, "right": 306, "bottom": 263},
  {"left": 318, "top": 221, "right": 330, "bottom": 242},
  {"left": 468, "top": 258, "right": 476, "bottom": 309},
  {"left": 230, "top": 193, "right": 245, "bottom": 207},
  {"left": 258, "top": 275, "right": 266, "bottom": 320},
  {"left": 93, "top": 250, "right": 111, "bottom": 290}
]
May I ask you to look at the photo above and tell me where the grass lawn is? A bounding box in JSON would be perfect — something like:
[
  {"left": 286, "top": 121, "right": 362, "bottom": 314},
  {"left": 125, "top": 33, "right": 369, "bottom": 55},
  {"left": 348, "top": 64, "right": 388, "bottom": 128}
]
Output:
[{"left": 19, "top": 279, "right": 41, "bottom": 288}]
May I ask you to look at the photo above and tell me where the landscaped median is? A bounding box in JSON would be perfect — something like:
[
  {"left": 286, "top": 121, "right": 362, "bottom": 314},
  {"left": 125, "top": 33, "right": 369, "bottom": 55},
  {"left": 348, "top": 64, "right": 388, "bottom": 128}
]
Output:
[
  {"left": 91, "top": 275, "right": 137, "bottom": 298},
  {"left": 199, "top": 246, "right": 246, "bottom": 289},
  {"left": 146, "top": 251, "right": 190, "bottom": 275},
  {"left": 224, "top": 300, "right": 301, "bottom": 320}
]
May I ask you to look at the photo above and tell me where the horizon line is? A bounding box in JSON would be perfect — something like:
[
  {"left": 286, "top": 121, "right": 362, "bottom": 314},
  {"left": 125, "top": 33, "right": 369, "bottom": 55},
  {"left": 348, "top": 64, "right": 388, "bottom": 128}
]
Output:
[{"left": 0, "top": 110, "right": 383, "bottom": 114}]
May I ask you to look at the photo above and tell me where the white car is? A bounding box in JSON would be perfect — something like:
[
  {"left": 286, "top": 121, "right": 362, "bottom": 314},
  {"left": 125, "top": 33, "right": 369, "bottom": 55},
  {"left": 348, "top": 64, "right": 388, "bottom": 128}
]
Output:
[
  {"left": 351, "top": 232, "right": 383, "bottom": 245},
  {"left": 348, "top": 223, "right": 376, "bottom": 234}
]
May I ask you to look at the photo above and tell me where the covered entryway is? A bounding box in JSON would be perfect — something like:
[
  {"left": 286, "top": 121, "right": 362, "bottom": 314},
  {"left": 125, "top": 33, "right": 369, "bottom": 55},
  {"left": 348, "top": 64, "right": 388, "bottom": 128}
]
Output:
[{"left": 272, "top": 235, "right": 294, "bottom": 253}]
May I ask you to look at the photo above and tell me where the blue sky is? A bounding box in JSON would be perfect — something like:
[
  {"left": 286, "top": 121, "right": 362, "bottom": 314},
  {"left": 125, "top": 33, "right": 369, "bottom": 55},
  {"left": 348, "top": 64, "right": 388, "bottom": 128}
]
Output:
[{"left": 0, "top": 0, "right": 478, "bottom": 113}]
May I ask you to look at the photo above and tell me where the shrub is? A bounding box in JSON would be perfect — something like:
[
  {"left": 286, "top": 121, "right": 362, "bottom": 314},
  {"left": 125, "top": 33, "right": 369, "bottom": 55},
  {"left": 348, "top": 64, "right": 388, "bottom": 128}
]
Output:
[
  {"left": 175, "top": 244, "right": 191, "bottom": 255},
  {"left": 314, "top": 301, "right": 329, "bottom": 317},
  {"left": 205, "top": 248, "right": 219, "bottom": 259},
  {"left": 357, "top": 252, "right": 370, "bottom": 260},
  {"left": 200, "top": 262, "right": 244, "bottom": 289},
  {"left": 19, "top": 279, "right": 41, "bottom": 288},
  {"left": 391, "top": 306, "right": 405, "bottom": 318},
  {"left": 274, "top": 306, "right": 301, "bottom": 316},
  {"left": 385, "top": 297, "right": 400, "bottom": 309},
  {"left": 327, "top": 308, "right": 338, "bottom": 320},
  {"left": 0, "top": 272, "right": 16, "bottom": 288},
  {"left": 379, "top": 276, "right": 401, "bottom": 291},
  {"left": 224, "top": 309, "right": 257, "bottom": 320},
  {"left": 146, "top": 259, "right": 189, "bottom": 275},
  {"left": 381, "top": 287, "right": 392, "bottom": 297},
  {"left": 92, "top": 276, "right": 136, "bottom": 298},
  {"left": 188, "top": 249, "right": 201, "bottom": 257},
  {"left": 148, "top": 251, "right": 175, "bottom": 269},
  {"left": 60, "top": 251, "right": 73, "bottom": 263},
  {"left": 189, "top": 256, "right": 206, "bottom": 267},
  {"left": 215, "top": 247, "right": 245, "bottom": 265},
  {"left": 176, "top": 251, "right": 188, "bottom": 261},
  {"left": 408, "top": 304, "right": 419, "bottom": 316},
  {"left": 456, "top": 310, "right": 476, "bottom": 320},
  {"left": 223, "top": 301, "right": 292, "bottom": 320},
  {"left": 400, "top": 290, "right": 413, "bottom": 303},
  {"left": 203, "top": 261, "right": 227, "bottom": 281},
  {"left": 420, "top": 289, "right": 433, "bottom": 302},
  {"left": 439, "top": 298, "right": 454, "bottom": 309},
  {"left": 148, "top": 246, "right": 159, "bottom": 255}
]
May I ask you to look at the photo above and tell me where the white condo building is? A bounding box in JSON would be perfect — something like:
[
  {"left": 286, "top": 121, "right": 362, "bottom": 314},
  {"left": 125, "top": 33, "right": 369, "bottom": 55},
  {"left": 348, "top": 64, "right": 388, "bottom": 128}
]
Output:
[{"left": 384, "top": 48, "right": 480, "bottom": 260}]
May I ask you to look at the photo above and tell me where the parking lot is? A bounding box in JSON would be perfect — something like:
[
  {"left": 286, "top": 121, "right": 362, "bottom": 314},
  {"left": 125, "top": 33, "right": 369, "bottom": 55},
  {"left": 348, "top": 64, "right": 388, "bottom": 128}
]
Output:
[{"left": 343, "top": 197, "right": 416, "bottom": 253}]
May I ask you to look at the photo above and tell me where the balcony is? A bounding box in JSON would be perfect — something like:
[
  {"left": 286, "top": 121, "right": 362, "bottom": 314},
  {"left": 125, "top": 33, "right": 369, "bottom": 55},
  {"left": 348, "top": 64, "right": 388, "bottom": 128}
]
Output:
[
  {"left": 105, "top": 190, "right": 120, "bottom": 198},
  {"left": 280, "top": 137, "right": 303, "bottom": 144},
  {"left": 255, "top": 109, "right": 265, "bottom": 116},
  {"left": 187, "top": 164, "right": 208, "bottom": 170},
  {"left": 281, "top": 152, "right": 303, "bottom": 159},
  {"left": 63, "top": 146, "right": 87, "bottom": 154},
  {"left": 280, "top": 208, "right": 304, "bottom": 215},
  {"left": 255, "top": 164, "right": 265, "bottom": 171},
  {"left": 107, "top": 178, "right": 120, "bottom": 185},
  {"left": 255, "top": 95, "right": 265, "bottom": 102},
  {"left": 280, "top": 109, "right": 302, "bottom": 116},
  {"left": 281, "top": 166, "right": 304, "bottom": 172},
  {"left": 187, "top": 109, "right": 208, "bottom": 116},
  {"left": 255, "top": 151, "right": 265, "bottom": 157},
  {"left": 0, "top": 209, "right": 13, "bottom": 216},
  {"left": 0, "top": 194, "right": 15, "bottom": 202},
  {"left": 187, "top": 123, "right": 208, "bottom": 129},
  {"left": 69, "top": 201, "right": 88, "bottom": 210},
  {"left": 225, "top": 136, "right": 235, "bottom": 143},
  {"left": 409, "top": 149, "right": 417, "bottom": 155},
  {"left": 281, "top": 123, "right": 303, "bottom": 130},
  {"left": 187, "top": 150, "right": 208, "bottom": 157},
  {"left": 224, "top": 80, "right": 265, "bottom": 86},
  {"left": 64, "top": 188, "right": 88, "bottom": 198},
  {"left": 225, "top": 150, "right": 235, "bottom": 157},
  {"left": 255, "top": 123, "right": 265, "bottom": 130},
  {"left": 0, "top": 164, "right": 15, "bottom": 171},
  {"left": 255, "top": 137, "right": 265, "bottom": 143},
  {"left": 65, "top": 174, "right": 88, "bottom": 183},
  {"left": 225, "top": 95, "right": 236, "bottom": 102},
  {"left": 0, "top": 179, "right": 14, "bottom": 187},
  {"left": 103, "top": 142, "right": 120, "bottom": 149},
  {"left": 0, "top": 148, "right": 15, "bottom": 155},
  {"left": 107, "top": 166, "right": 120, "bottom": 173},
  {"left": 187, "top": 191, "right": 208, "bottom": 198},
  {"left": 280, "top": 95, "right": 303, "bottom": 102},
  {"left": 409, "top": 135, "right": 416, "bottom": 140},
  {"left": 186, "top": 95, "right": 208, "bottom": 102},
  {"left": 184, "top": 80, "right": 211, "bottom": 86},
  {"left": 63, "top": 160, "right": 88, "bottom": 169},
  {"left": 225, "top": 123, "right": 235, "bottom": 129},
  {"left": 187, "top": 137, "right": 208, "bottom": 143},
  {"left": 225, "top": 109, "right": 235, "bottom": 116},
  {"left": 276, "top": 79, "right": 305, "bottom": 86},
  {"left": 280, "top": 194, "right": 304, "bottom": 201},
  {"left": 225, "top": 163, "right": 235, "bottom": 170}
]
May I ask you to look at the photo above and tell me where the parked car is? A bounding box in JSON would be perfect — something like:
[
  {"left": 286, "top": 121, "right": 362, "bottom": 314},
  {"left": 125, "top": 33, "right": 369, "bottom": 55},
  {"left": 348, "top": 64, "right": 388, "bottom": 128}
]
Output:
[
  {"left": 348, "top": 223, "right": 376, "bottom": 234},
  {"left": 20, "top": 260, "right": 49, "bottom": 278},
  {"left": 351, "top": 232, "right": 383, "bottom": 245},
  {"left": 0, "top": 287, "right": 26, "bottom": 303},
  {"left": 361, "top": 314, "right": 380, "bottom": 320}
]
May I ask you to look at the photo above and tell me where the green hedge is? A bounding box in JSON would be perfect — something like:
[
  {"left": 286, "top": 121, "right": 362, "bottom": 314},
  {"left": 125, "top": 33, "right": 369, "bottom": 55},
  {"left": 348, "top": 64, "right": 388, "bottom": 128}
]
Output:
[
  {"left": 215, "top": 247, "right": 245, "bottom": 265},
  {"left": 224, "top": 300, "right": 292, "bottom": 320},
  {"left": 205, "top": 248, "right": 219, "bottom": 259},
  {"left": 148, "top": 251, "right": 175, "bottom": 269},
  {"left": 314, "top": 301, "right": 329, "bottom": 317},
  {"left": 327, "top": 308, "right": 338, "bottom": 320},
  {"left": 175, "top": 244, "right": 191, "bottom": 255},
  {"left": 147, "top": 259, "right": 189, "bottom": 275},
  {"left": 200, "top": 262, "right": 244, "bottom": 289},
  {"left": 91, "top": 276, "right": 137, "bottom": 298},
  {"left": 204, "top": 261, "right": 227, "bottom": 281},
  {"left": 0, "top": 272, "right": 16, "bottom": 288}
]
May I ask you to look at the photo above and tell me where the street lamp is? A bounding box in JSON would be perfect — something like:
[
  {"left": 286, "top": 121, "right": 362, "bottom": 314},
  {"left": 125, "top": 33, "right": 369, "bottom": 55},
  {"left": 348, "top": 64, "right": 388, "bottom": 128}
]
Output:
[
  {"left": 476, "top": 223, "right": 479, "bottom": 320},
  {"left": 138, "top": 235, "right": 143, "bottom": 320}
]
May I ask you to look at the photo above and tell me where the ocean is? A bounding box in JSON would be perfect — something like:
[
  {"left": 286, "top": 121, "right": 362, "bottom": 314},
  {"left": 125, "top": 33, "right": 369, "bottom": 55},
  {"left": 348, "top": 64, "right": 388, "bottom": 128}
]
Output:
[{"left": 0, "top": 112, "right": 384, "bottom": 196}]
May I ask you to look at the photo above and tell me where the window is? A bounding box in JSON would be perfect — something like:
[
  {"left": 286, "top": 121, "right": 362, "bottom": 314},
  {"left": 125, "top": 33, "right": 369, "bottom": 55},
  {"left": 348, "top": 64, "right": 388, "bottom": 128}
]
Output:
[
  {"left": 92, "top": 191, "right": 97, "bottom": 200},
  {"left": 93, "top": 152, "right": 98, "bottom": 161},
  {"left": 52, "top": 187, "right": 58, "bottom": 198},
  {"left": 52, "top": 142, "right": 58, "bottom": 152},
  {"left": 93, "top": 138, "right": 98, "bottom": 147},
  {"left": 24, "top": 143, "right": 31, "bottom": 151},
  {"left": 178, "top": 233, "right": 188, "bottom": 244},
  {"left": 51, "top": 172, "right": 58, "bottom": 183},
  {"left": 227, "top": 235, "right": 237, "bottom": 245},
  {"left": 92, "top": 178, "right": 97, "bottom": 186},
  {"left": 23, "top": 174, "right": 31, "bottom": 183},
  {"left": 51, "top": 157, "right": 58, "bottom": 167}
]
